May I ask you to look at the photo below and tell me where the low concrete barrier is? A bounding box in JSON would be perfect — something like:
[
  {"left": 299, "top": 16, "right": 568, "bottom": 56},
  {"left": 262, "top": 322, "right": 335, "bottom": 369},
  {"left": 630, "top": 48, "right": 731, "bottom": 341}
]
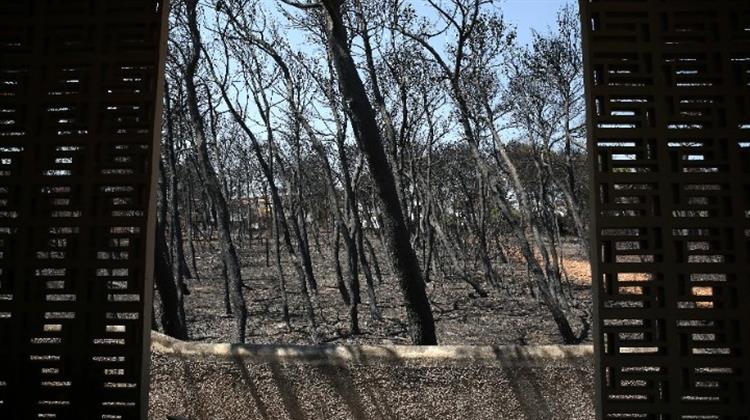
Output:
[{"left": 149, "top": 332, "right": 595, "bottom": 420}]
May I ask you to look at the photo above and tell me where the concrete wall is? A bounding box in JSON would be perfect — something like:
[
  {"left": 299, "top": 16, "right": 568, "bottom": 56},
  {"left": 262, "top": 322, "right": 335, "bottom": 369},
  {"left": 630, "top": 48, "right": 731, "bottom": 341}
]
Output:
[{"left": 148, "top": 332, "right": 595, "bottom": 420}]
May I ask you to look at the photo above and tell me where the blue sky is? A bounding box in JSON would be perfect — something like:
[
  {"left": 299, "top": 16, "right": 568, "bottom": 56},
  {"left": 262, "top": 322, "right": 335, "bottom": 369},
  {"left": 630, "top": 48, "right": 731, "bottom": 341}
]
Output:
[
  {"left": 409, "top": 0, "right": 577, "bottom": 45},
  {"left": 494, "top": 0, "right": 576, "bottom": 44},
  {"left": 205, "top": 0, "right": 578, "bottom": 134},
  {"left": 276, "top": 0, "right": 577, "bottom": 49}
]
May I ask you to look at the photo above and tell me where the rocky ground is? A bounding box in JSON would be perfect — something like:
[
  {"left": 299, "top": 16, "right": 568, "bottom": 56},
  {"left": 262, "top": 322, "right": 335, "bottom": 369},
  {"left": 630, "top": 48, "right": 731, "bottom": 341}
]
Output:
[{"left": 154, "top": 236, "right": 593, "bottom": 346}]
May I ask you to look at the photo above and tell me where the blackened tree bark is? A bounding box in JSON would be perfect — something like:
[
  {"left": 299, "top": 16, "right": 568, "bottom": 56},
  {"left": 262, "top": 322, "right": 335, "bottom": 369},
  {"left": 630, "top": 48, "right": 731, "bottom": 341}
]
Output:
[
  {"left": 391, "top": 0, "right": 589, "bottom": 343},
  {"left": 154, "top": 219, "right": 189, "bottom": 339},
  {"left": 202, "top": 22, "right": 320, "bottom": 341},
  {"left": 183, "top": 0, "right": 247, "bottom": 343},
  {"left": 318, "top": 0, "right": 436, "bottom": 344},
  {"left": 163, "top": 80, "right": 192, "bottom": 294}
]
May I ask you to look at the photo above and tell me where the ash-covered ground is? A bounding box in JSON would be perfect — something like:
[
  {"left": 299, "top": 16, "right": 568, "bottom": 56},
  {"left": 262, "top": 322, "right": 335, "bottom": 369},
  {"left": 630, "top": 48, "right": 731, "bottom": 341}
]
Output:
[{"left": 154, "top": 238, "right": 593, "bottom": 346}]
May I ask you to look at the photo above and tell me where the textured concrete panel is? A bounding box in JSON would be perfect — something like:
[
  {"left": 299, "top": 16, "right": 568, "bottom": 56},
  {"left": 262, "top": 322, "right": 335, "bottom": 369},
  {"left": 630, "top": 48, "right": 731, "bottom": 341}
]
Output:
[{"left": 149, "top": 333, "right": 595, "bottom": 420}]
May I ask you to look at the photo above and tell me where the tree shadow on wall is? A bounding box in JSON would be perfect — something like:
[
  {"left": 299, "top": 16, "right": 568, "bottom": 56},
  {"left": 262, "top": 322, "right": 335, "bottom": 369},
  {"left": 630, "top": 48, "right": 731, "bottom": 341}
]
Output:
[
  {"left": 157, "top": 343, "right": 587, "bottom": 420},
  {"left": 491, "top": 348, "right": 555, "bottom": 419},
  {"left": 230, "top": 353, "right": 273, "bottom": 420},
  {"left": 227, "top": 344, "right": 404, "bottom": 420}
]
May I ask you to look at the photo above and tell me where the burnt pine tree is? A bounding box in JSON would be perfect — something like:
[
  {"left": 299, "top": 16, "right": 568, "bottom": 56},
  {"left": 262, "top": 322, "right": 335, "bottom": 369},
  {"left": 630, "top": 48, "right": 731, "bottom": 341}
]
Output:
[
  {"left": 182, "top": 0, "right": 248, "bottom": 343},
  {"left": 282, "top": 0, "right": 437, "bottom": 345},
  {"left": 154, "top": 217, "right": 189, "bottom": 339}
]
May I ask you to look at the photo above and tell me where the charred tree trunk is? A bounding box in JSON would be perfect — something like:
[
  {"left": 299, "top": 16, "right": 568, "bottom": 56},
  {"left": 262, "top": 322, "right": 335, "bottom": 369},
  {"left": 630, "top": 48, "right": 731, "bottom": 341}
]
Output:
[
  {"left": 364, "top": 235, "right": 384, "bottom": 286},
  {"left": 321, "top": 0, "right": 436, "bottom": 345},
  {"left": 185, "top": 179, "right": 201, "bottom": 280},
  {"left": 271, "top": 202, "right": 291, "bottom": 330},
  {"left": 163, "top": 82, "right": 192, "bottom": 298},
  {"left": 355, "top": 227, "right": 382, "bottom": 321},
  {"left": 154, "top": 219, "right": 189, "bottom": 340},
  {"left": 184, "top": 0, "right": 247, "bottom": 343},
  {"left": 332, "top": 223, "right": 352, "bottom": 306},
  {"left": 221, "top": 261, "right": 232, "bottom": 316}
]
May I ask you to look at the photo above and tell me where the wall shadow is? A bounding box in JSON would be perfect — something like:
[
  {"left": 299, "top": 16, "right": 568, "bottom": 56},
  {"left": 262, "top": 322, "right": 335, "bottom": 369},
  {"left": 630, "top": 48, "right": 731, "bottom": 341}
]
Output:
[{"left": 150, "top": 341, "right": 594, "bottom": 420}]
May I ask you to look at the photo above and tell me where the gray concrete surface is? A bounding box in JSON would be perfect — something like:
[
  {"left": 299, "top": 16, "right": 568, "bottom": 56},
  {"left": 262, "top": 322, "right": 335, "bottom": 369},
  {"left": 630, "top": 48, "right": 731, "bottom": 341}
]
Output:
[{"left": 149, "top": 332, "right": 595, "bottom": 420}]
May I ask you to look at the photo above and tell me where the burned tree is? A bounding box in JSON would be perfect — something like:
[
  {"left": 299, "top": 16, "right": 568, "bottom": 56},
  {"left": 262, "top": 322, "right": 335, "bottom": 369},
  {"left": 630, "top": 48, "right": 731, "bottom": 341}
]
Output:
[{"left": 178, "top": 0, "right": 248, "bottom": 343}]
